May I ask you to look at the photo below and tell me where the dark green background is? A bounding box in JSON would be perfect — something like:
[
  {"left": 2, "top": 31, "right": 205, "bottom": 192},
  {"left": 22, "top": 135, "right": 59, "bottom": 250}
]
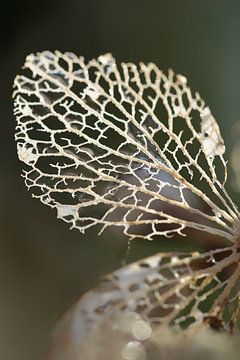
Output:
[{"left": 1, "top": 0, "right": 240, "bottom": 359}]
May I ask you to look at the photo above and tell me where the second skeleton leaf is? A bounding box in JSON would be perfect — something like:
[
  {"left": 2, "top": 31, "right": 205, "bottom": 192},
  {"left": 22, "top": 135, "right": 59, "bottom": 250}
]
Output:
[{"left": 13, "top": 51, "right": 240, "bottom": 359}]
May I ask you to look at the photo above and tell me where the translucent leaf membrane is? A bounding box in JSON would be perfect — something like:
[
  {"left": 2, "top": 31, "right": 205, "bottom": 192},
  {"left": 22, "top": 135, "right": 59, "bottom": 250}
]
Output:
[
  {"left": 48, "top": 326, "right": 240, "bottom": 360},
  {"left": 48, "top": 246, "right": 240, "bottom": 359},
  {"left": 13, "top": 51, "right": 240, "bottom": 242}
]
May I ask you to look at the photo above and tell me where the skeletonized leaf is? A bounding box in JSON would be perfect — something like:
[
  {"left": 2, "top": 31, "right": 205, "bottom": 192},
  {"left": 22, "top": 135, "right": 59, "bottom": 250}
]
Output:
[
  {"left": 13, "top": 51, "right": 240, "bottom": 241},
  {"left": 48, "top": 246, "right": 240, "bottom": 359},
  {"left": 13, "top": 52, "right": 240, "bottom": 357}
]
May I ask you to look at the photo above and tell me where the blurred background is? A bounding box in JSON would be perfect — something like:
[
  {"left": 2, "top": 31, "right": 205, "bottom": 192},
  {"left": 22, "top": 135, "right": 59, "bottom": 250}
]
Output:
[{"left": 1, "top": 0, "right": 240, "bottom": 359}]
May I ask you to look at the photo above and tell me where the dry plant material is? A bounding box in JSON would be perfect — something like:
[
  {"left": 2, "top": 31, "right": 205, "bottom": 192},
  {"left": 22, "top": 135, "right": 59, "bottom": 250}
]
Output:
[{"left": 13, "top": 51, "right": 240, "bottom": 356}]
